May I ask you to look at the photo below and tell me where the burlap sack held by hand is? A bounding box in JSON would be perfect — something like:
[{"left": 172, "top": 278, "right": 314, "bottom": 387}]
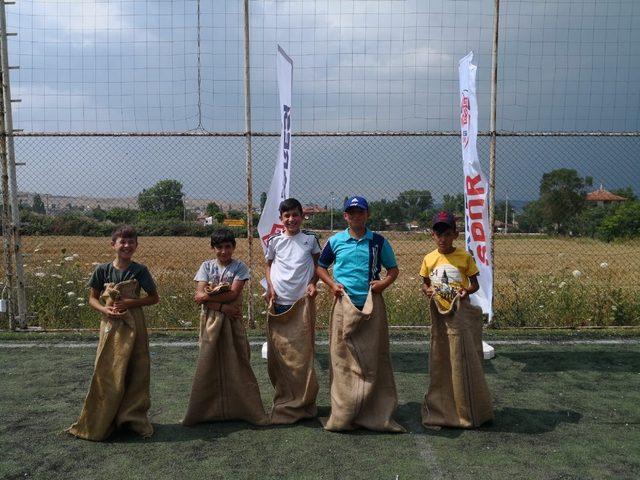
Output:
[
  {"left": 321, "top": 291, "right": 405, "bottom": 432},
  {"left": 67, "top": 279, "right": 153, "bottom": 441},
  {"left": 422, "top": 294, "right": 493, "bottom": 428},
  {"left": 183, "top": 292, "right": 268, "bottom": 426},
  {"left": 267, "top": 295, "right": 319, "bottom": 424}
]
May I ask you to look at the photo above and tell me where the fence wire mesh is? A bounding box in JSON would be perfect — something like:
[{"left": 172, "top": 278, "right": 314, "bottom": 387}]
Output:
[{"left": 0, "top": 0, "right": 639, "bottom": 329}]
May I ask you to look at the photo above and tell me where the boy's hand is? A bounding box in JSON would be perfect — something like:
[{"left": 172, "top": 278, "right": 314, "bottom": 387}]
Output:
[
  {"left": 266, "top": 286, "right": 277, "bottom": 304},
  {"left": 330, "top": 283, "right": 345, "bottom": 298},
  {"left": 104, "top": 306, "right": 127, "bottom": 319},
  {"left": 369, "top": 280, "right": 387, "bottom": 294},
  {"left": 194, "top": 291, "right": 209, "bottom": 304},
  {"left": 113, "top": 299, "right": 136, "bottom": 311},
  {"left": 306, "top": 283, "right": 317, "bottom": 298},
  {"left": 459, "top": 288, "right": 469, "bottom": 299},
  {"left": 421, "top": 284, "right": 436, "bottom": 298}
]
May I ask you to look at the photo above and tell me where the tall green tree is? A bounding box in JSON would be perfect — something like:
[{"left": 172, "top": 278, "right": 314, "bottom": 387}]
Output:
[
  {"left": 32, "top": 194, "right": 46, "bottom": 214},
  {"left": 539, "top": 168, "right": 586, "bottom": 233},
  {"left": 397, "top": 189, "right": 433, "bottom": 221},
  {"left": 137, "top": 179, "right": 185, "bottom": 219},
  {"left": 206, "top": 202, "right": 222, "bottom": 217},
  {"left": 442, "top": 193, "right": 465, "bottom": 215},
  {"left": 517, "top": 200, "right": 545, "bottom": 233}
]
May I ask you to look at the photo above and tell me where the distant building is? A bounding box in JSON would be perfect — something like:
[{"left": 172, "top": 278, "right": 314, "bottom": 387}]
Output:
[
  {"left": 302, "top": 205, "right": 328, "bottom": 219},
  {"left": 585, "top": 185, "right": 627, "bottom": 207}
]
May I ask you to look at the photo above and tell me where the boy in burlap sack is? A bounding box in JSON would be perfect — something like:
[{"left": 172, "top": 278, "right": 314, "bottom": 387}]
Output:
[
  {"left": 264, "top": 198, "right": 321, "bottom": 424},
  {"left": 316, "top": 196, "right": 405, "bottom": 433},
  {"left": 182, "top": 228, "right": 267, "bottom": 426},
  {"left": 420, "top": 211, "right": 493, "bottom": 429},
  {"left": 67, "top": 226, "right": 159, "bottom": 441}
]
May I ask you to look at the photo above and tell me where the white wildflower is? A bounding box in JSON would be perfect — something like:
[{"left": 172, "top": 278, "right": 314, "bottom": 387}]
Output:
[
  {"left": 170, "top": 295, "right": 177, "bottom": 300},
  {"left": 572, "top": 270, "right": 582, "bottom": 278},
  {"left": 57, "top": 284, "right": 62, "bottom": 287},
  {"left": 64, "top": 256, "right": 74, "bottom": 262},
  {"left": 51, "top": 274, "right": 62, "bottom": 279},
  {"left": 77, "top": 303, "right": 85, "bottom": 307},
  {"left": 55, "top": 263, "right": 62, "bottom": 267},
  {"left": 612, "top": 305, "right": 618, "bottom": 311},
  {"left": 558, "top": 281, "right": 566, "bottom": 288},
  {"left": 179, "top": 320, "right": 192, "bottom": 327},
  {"left": 600, "top": 262, "right": 608, "bottom": 269},
  {"left": 46, "top": 260, "right": 52, "bottom": 263},
  {"left": 261, "top": 310, "right": 267, "bottom": 314},
  {"left": 65, "top": 281, "right": 74, "bottom": 285},
  {"left": 72, "top": 253, "right": 79, "bottom": 258},
  {"left": 66, "top": 291, "right": 76, "bottom": 298},
  {"left": 34, "top": 272, "right": 46, "bottom": 278},
  {"left": 61, "top": 305, "right": 70, "bottom": 310},
  {"left": 34, "top": 248, "right": 41, "bottom": 253}
]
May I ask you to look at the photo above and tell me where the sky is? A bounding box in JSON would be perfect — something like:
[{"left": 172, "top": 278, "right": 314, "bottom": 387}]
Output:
[{"left": 6, "top": 0, "right": 640, "bottom": 204}]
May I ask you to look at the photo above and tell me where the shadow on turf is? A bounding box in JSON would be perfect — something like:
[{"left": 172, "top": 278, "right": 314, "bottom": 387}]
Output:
[
  {"left": 394, "top": 402, "right": 581, "bottom": 437},
  {"left": 105, "top": 422, "right": 267, "bottom": 444},
  {"left": 317, "top": 351, "right": 497, "bottom": 374},
  {"left": 501, "top": 350, "right": 640, "bottom": 373}
]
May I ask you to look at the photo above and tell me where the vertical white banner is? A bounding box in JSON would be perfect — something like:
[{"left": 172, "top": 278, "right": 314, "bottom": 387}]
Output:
[
  {"left": 257, "top": 45, "right": 293, "bottom": 253},
  {"left": 459, "top": 51, "right": 493, "bottom": 319}
]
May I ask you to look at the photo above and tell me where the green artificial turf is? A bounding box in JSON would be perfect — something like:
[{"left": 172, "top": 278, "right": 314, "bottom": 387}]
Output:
[{"left": 1, "top": 340, "right": 639, "bottom": 479}]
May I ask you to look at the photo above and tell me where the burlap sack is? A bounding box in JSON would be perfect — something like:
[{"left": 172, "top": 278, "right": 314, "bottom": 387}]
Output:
[
  {"left": 67, "top": 280, "right": 153, "bottom": 441},
  {"left": 321, "top": 291, "right": 405, "bottom": 432},
  {"left": 422, "top": 295, "right": 494, "bottom": 428},
  {"left": 182, "top": 294, "right": 268, "bottom": 426},
  {"left": 267, "top": 295, "right": 319, "bottom": 424}
]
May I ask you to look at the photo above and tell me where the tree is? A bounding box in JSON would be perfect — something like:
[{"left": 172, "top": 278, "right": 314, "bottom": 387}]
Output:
[
  {"left": 517, "top": 201, "right": 545, "bottom": 233},
  {"left": 259, "top": 192, "right": 267, "bottom": 211},
  {"left": 495, "top": 200, "right": 516, "bottom": 227},
  {"left": 597, "top": 201, "right": 640, "bottom": 241},
  {"left": 611, "top": 187, "right": 637, "bottom": 201},
  {"left": 137, "top": 179, "right": 185, "bottom": 219},
  {"left": 442, "top": 193, "right": 465, "bottom": 215},
  {"left": 206, "top": 202, "right": 222, "bottom": 217},
  {"left": 396, "top": 189, "right": 433, "bottom": 221},
  {"left": 32, "top": 194, "right": 46, "bottom": 214},
  {"left": 539, "top": 168, "right": 586, "bottom": 233},
  {"left": 106, "top": 207, "right": 138, "bottom": 224}
]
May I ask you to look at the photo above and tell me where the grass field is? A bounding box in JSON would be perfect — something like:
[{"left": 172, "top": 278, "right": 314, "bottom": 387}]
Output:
[
  {"left": 7, "top": 234, "right": 640, "bottom": 329},
  {"left": 1, "top": 333, "right": 639, "bottom": 479}
]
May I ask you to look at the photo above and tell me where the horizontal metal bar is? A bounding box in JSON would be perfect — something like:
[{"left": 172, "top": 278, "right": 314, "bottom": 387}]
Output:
[
  {"left": 10, "top": 98, "right": 20, "bottom": 102},
  {"left": 8, "top": 65, "right": 18, "bottom": 69},
  {"left": 5, "top": 32, "right": 16, "bottom": 36},
  {"left": 7, "top": 130, "right": 640, "bottom": 138}
]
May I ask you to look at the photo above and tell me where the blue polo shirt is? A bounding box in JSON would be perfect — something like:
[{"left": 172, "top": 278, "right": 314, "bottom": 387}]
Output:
[{"left": 318, "top": 228, "right": 397, "bottom": 306}]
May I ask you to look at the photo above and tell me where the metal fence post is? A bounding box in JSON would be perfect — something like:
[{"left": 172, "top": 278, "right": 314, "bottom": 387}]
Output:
[
  {"left": 243, "top": 0, "right": 255, "bottom": 329},
  {"left": 0, "top": 0, "right": 27, "bottom": 329},
  {"left": 489, "top": 0, "right": 500, "bottom": 317}
]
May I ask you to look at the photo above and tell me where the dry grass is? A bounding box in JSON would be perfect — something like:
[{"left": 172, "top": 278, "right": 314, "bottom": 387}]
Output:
[{"left": 8, "top": 234, "right": 640, "bottom": 328}]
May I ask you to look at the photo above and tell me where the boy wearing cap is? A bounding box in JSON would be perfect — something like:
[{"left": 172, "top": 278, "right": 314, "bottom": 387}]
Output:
[
  {"left": 420, "top": 211, "right": 493, "bottom": 429},
  {"left": 316, "top": 196, "right": 404, "bottom": 433}
]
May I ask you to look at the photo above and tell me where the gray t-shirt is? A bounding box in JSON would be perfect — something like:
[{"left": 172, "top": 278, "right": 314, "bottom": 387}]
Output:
[
  {"left": 194, "top": 258, "right": 250, "bottom": 284},
  {"left": 88, "top": 261, "right": 157, "bottom": 294}
]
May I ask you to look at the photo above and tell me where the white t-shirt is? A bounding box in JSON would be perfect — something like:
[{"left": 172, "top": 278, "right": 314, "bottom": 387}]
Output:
[
  {"left": 194, "top": 259, "right": 250, "bottom": 284},
  {"left": 266, "top": 230, "right": 322, "bottom": 304}
]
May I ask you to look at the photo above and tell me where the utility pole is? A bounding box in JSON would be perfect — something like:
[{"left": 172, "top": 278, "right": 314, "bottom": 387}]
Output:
[{"left": 0, "top": 0, "right": 27, "bottom": 328}]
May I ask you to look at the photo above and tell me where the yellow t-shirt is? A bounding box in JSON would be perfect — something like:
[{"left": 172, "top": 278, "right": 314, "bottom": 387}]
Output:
[{"left": 419, "top": 247, "right": 479, "bottom": 311}]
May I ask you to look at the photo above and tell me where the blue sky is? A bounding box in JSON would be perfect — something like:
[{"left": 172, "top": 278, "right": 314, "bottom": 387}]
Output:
[{"left": 6, "top": 0, "right": 640, "bottom": 202}]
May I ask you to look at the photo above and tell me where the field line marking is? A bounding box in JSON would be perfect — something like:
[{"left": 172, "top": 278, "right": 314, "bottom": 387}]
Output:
[{"left": 1, "top": 339, "right": 639, "bottom": 349}]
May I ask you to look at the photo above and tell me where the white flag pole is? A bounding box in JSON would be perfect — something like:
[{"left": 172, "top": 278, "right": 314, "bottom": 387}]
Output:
[
  {"left": 257, "top": 46, "right": 293, "bottom": 359},
  {"left": 257, "top": 46, "right": 293, "bottom": 254},
  {"left": 459, "top": 52, "right": 495, "bottom": 359}
]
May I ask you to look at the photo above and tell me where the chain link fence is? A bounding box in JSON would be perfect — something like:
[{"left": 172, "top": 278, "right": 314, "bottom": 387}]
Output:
[{"left": 1, "top": 0, "right": 639, "bottom": 329}]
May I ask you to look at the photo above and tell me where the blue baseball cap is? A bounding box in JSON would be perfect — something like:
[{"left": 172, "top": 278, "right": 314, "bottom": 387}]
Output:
[{"left": 343, "top": 196, "right": 369, "bottom": 211}]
